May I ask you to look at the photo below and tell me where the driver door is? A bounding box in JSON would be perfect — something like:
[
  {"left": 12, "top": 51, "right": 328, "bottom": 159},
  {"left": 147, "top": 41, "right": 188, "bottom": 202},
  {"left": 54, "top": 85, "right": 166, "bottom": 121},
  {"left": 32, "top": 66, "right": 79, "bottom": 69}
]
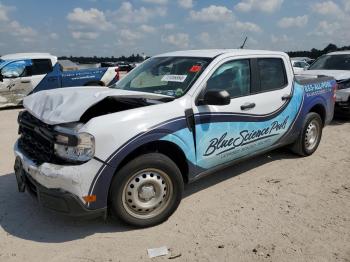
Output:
[{"left": 0, "top": 60, "right": 34, "bottom": 107}]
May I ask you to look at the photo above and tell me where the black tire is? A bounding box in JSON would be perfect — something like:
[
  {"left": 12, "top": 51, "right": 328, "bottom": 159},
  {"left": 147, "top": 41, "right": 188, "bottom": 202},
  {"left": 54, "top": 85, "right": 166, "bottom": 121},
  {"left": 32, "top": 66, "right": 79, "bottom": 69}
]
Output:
[
  {"left": 290, "top": 112, "right": 323, "bottom": 156},
  {"left": 109, "top": 153, "right": 184, "bottom": 227}
]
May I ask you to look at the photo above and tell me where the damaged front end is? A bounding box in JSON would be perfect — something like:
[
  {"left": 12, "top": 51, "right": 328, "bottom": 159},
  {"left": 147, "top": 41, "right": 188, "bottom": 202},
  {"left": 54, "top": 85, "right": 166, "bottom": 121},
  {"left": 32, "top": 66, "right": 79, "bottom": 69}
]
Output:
[
  {"left": 17, "top": 111, "right": 94, "bottom": 165},
  {"left": 15, "top": 111, "right": 108, "bottom": 217}
]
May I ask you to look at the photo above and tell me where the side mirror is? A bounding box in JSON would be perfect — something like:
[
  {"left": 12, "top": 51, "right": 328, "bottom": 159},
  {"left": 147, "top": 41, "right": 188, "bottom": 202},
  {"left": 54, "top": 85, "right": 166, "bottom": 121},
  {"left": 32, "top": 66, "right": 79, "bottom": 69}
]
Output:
[
  {"left": 198, "top": 89, "right": 231, "bottom": 106},
  {"left": 0, "top": 73, "right": 3, "bottom": 82}
]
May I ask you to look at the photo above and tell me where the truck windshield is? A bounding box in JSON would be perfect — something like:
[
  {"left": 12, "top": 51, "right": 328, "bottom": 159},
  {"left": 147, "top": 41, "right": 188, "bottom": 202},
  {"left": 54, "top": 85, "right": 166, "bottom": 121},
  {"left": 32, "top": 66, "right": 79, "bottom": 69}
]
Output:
[
  {"left": 309, "top": 54, "right": 350, "bottom": 70},
  {"left": 111, "top": 56, "right": 212, "bottom": 97}
]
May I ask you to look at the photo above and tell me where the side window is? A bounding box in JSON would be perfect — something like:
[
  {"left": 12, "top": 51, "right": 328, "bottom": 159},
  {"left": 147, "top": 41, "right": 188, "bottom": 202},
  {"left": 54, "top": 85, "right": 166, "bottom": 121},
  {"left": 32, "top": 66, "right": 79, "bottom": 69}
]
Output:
[
  {"left": 257, "top": 58, "right": 287, "bottom": 92},
  {"left": 31, "top": 59, "right": 53, "bottom": 75},
  {"left": 1, "top": 60, "right": 28, "bottom": 78},
  {"left": 207, "top": 59, "right": 251, "bottom": 98}
]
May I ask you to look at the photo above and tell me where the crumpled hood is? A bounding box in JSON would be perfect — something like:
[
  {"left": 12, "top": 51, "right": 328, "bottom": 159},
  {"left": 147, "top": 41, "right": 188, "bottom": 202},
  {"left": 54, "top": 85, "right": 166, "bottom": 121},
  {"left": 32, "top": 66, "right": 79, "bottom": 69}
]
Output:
[
  {"left": 299, "top": 70, "right": 350, "bottom": 81},
  {"left": 23, "top": 87, "right": 172, "bottom": 125}
]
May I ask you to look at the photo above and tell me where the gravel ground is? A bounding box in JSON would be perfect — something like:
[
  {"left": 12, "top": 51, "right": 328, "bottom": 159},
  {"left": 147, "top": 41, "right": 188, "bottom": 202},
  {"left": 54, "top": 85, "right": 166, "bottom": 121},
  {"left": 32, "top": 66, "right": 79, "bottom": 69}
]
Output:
[{"left": 0, "top": 108, "right": 349, "bottom": 262}]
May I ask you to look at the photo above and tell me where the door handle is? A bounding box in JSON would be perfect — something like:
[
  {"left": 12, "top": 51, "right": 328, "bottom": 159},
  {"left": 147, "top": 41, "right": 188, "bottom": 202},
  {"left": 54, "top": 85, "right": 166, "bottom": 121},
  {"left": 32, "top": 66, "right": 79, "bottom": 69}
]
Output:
[
  {"left": 21, "top": 80, "right": 31, "bottom": 83},
  {"left": 282, "top": 94, "right": 293, "bottom": 101},
  {"left": 240, "top": 102, "right": 256, "bottom": 111}
]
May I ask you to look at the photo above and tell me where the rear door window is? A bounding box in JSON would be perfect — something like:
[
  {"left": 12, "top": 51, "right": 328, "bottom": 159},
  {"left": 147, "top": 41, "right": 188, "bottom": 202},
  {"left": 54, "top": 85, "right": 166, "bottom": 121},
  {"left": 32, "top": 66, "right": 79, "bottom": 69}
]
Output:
[
  {"left": 31, "top": 59, "right": 53, "bottom": 75},
  {"left": 257, "top": 58, "right": 287, "bottom": 92}
]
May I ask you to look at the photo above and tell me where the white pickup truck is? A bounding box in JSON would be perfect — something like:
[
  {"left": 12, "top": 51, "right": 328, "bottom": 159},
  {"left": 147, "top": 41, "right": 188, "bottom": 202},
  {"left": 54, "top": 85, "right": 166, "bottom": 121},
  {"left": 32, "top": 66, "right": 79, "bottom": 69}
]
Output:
[
  {"left": 300, "top": 51, "right": 350, "bottom": 116},
  {"left": 14, "top": 49, "right": 336, "bottom": 227}
]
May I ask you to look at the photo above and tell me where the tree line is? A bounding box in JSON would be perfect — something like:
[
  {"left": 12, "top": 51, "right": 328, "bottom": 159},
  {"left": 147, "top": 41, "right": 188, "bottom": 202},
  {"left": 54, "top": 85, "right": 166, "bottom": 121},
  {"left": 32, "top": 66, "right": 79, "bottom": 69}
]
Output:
[
  {"left": 288, "top": 44, "right": 350, "bottom": 59},
  {"left": 58, "top": 53, "right": 147, "bottom": 64}
]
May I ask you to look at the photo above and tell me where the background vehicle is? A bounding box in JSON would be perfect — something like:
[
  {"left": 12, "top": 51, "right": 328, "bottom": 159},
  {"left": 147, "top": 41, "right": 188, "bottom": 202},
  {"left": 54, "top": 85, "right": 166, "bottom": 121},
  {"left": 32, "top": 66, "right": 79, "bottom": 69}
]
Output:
[
  {"left": 100, "top": 62, "right": 135, "bottom": 72},
  {"left": 300, "top": 51, "right": 350, "bottom": 116},
  {"left": 291, "top": 59, "right": 309, "bottom": 73},
  {"left": 0, "top": 53, "right": 119, "bottom": 108},
  {"left": 292, "top": 57, "right": 315, "bottom": 64},
  {"left": 14, "top": 49, "right": 336, "bottom": 227}
]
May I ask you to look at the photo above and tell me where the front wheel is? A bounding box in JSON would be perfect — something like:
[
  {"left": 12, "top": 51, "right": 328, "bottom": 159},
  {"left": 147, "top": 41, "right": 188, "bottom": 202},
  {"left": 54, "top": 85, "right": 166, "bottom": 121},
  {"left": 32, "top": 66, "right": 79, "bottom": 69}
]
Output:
[
  {"left": 290, "top": 112, "right": 323, "bottom": 156},
  {"left": 109, "top": 153, "right": 184, "bottom": 227}
]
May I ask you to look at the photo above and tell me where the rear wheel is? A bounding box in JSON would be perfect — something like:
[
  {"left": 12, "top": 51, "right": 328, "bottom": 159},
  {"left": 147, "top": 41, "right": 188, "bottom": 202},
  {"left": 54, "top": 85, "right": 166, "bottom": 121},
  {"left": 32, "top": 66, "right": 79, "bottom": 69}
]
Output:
[
  {"left": 109, "top": 153, "right": 184, "bottom": 227},
  {"left": 290, "top": 112, "right": 323, "bottom": 156}
]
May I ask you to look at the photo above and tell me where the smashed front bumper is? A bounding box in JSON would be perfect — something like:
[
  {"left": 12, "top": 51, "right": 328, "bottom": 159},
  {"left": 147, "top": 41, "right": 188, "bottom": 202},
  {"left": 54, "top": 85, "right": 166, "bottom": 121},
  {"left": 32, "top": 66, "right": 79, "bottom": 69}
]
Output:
[{"left": 14, "top": 141, "right": 106, "bottom": 217}]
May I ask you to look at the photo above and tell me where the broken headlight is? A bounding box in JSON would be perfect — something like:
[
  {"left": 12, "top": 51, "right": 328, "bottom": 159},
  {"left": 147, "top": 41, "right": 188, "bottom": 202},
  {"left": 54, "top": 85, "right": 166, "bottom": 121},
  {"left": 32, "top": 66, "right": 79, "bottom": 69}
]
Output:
[{"left": 54, "top": 132, "right": 95, "bottom": 163}]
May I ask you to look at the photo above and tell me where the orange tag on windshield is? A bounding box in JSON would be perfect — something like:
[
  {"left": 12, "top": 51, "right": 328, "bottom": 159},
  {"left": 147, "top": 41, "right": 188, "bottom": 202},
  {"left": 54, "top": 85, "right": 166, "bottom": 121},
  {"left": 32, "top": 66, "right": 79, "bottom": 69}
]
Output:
[{"left": 189, "top": 65, "right": 202, "bottom": 73}]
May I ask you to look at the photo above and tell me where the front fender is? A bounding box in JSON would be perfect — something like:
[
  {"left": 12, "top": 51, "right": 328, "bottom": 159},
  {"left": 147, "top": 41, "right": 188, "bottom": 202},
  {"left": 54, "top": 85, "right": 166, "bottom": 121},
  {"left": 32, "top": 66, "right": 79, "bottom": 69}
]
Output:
[{"left": 87, "top": 122, "right": 197, "bottom": 209}]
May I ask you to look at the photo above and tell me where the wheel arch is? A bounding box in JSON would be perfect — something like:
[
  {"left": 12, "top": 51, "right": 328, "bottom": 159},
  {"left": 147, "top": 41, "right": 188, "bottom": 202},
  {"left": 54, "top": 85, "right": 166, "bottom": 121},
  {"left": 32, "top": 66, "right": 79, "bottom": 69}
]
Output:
[
  {"left": 113, "top": 140, "right": 190, "bottom": 184},
  {"left": 308, "top": 103, "right": 326, "bottom": 126}
]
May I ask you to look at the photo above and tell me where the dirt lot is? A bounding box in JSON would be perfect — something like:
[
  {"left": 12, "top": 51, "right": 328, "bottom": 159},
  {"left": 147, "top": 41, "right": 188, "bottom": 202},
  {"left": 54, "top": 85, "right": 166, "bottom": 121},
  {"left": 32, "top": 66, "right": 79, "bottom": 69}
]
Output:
[{"left": 0, "top": 108, "right": 349, "bottom": 262}]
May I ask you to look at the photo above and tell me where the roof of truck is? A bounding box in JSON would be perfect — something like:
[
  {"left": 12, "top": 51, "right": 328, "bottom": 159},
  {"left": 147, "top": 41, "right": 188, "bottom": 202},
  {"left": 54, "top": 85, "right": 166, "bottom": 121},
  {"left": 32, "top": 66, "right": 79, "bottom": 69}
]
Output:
[
  {"left": 0, "top": 53, "right": 57, "bottom": 65},
  {"left": 155, "top": 49, "right": 286, "bottom": 58},
  {"left": 327, "top": 51, "right": 350, "bottom": 55}
]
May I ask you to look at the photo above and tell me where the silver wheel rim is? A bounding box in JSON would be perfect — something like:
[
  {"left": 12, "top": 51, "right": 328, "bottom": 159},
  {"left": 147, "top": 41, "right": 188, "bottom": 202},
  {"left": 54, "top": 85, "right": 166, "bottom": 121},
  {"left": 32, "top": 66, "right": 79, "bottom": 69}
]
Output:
[
  {"left": 122, "top": 168, "right": 173, "bottom": 220},
  {"left": 305, "top": 119, "right": 320, "bottom": 151}
]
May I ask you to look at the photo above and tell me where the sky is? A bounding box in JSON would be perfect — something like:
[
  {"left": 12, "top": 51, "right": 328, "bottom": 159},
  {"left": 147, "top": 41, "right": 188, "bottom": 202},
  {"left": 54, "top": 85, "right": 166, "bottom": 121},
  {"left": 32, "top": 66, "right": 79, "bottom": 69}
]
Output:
[{"left": 0, "top": 0, "right": 349, "bottom": 57}]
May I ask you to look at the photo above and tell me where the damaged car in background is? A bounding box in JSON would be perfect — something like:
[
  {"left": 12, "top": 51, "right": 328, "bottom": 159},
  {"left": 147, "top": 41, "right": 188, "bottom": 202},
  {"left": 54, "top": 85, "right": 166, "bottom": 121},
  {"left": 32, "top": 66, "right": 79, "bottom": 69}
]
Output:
[
  {"left": 0, "top": 53, "right": 119, "bottom": 108},
  {"left": 300, "top": 51, "right": 350, "bottom": 116}
]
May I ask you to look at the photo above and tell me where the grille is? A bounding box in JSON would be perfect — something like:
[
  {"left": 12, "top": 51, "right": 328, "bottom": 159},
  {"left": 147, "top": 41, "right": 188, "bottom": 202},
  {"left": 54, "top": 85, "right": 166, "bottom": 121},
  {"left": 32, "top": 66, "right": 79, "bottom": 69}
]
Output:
[{"left": 18, "top": 111, "right": 58, "bottom": 165}]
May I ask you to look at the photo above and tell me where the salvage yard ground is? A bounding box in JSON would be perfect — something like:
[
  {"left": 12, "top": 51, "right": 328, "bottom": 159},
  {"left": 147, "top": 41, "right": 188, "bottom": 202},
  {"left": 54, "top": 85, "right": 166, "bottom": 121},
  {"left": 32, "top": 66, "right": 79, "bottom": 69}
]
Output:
[{"left": 0, "top": 108, "right": 349, "bottom": 262}]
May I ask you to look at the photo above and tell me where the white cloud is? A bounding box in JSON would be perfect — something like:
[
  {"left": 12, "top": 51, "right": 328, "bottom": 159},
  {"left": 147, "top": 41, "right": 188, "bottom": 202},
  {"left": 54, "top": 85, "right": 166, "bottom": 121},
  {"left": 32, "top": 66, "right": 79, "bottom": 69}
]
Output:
[
  {"left": 142, "top": 0, "right": 168, "bottom": 5},
  {"left": 71, "top": 31, "right": 99, "bottom": 40},
  {"left": 163, "top": 23, "right": 175, "bottom": 30},
  {"left": 139, "top": 24, "right": 156, "bottom": 33},
  {"left": 142, "top": 0, "right": 168, "bottom": 4},
  {"left": 190, "top": 5, "right": 233, "bottom": 22},
  {"left": 112, "top": 2, "right": 167, "bottom": 24},
  {"left": 0, "top": 4, "right": 37, "bottom": 43},
  {"left": 120, "top": 29, "right": 142, "bottom": 41},
  {"left": 49, "top": 33, "right": 59, "bottom": 40},
  {"left": 235, "top": 0, "right": 284, "bottom": 13},
  {"left": 345, "top": 0, "right": 350, "bottom": 12},
  {"left": 234, "top": 21, "right": 261, "bottom": 32},
  {"left": 311, "top": 1, "right": 342, "bottom": 16},
  {"left": 278, "top": 15, "right": 308, "bottom": 28},
  {"left": 310, "top": 20, "right": 341, "bottom": 36},
  {"left": 0, "top": 3, "right": 9, "bottom": 21},
  {"left": 197, "top": 32, "right": 211, "bottom": 46},
  {"left": 9, "top": 21, "right": 37, "bottom": 37},
  {"left": 271, "top": 34, "right": 290, "bottom": 44},
  {"left": 178, "top": 0, "right": 193, "bottom": 9},
  {"left": 161, "top": 33, "right": 189, "bottom": 48},
  {"left": 67, "top": 8, "right": 112, "bottom": 30}
]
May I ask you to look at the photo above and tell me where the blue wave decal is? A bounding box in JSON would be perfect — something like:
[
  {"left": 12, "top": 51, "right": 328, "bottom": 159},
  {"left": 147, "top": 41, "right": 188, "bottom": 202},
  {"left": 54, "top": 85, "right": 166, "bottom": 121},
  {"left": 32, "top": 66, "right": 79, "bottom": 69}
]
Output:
[
  {"left": 162, "top": 85, "right": 304, "bottom": 170},
  {"left": 196, "top": 85, "right": 303, "bottom": 169}
]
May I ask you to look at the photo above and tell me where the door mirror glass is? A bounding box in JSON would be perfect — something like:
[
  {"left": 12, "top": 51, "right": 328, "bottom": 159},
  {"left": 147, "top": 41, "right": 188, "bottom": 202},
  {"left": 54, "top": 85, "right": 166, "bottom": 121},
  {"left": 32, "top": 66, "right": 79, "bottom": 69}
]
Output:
[{"left": 201, "top": 89, "right": 231, "bottom": 106}]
